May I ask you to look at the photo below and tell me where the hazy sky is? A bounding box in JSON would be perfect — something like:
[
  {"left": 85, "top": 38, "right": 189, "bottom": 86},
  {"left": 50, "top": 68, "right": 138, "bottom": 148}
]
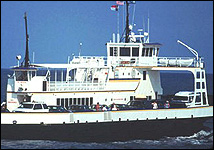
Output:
[{"left": 1, "top": 1, "right": 213, "bottom": 73}]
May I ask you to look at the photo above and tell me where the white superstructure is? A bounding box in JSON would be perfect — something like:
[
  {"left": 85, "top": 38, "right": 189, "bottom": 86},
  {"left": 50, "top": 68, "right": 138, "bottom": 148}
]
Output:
[{"left": 5, "top": 3, "right": 209, "bottom": 112}]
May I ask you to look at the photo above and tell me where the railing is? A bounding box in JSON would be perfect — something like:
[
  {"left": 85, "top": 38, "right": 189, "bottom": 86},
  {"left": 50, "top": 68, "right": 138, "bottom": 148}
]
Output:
[
  {"left": 71, "top": 56, "right": 108, "bottom": 67},
  {"left": 109, "top": 57, "right": 204, "bottom": 68},
  {"left": 47, "top": 81, "right": 106, "bottom": 92}
]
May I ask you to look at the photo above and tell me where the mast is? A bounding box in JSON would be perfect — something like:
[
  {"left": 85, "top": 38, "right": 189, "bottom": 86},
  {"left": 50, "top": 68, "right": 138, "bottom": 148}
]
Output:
[
  {"left": 23, "top": 12, "right": 30, "bottom": 67},
  {"left": 125, "top": 1, "right": 130, "bottom": 43}
]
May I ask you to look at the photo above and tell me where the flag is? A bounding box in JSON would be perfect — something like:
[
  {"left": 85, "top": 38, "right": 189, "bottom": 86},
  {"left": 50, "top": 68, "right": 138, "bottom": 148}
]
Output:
[
  {"left": 111, "top": 5, "right": 119, "bottom": 11},
  {"left": 116, "top": 1, "right": 124, "bottom": 6},
  {"left": 128, "top": 1, "right": 136, "bottom": 4}
]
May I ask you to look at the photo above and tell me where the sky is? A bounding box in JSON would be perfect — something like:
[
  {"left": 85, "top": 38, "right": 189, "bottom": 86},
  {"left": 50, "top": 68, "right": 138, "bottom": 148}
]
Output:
[{"left": 1, "top": 1, "right": 213, "bottom": 74}]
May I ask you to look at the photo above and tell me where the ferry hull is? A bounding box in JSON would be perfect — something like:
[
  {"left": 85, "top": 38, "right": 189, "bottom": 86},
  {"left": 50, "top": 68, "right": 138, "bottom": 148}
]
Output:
[{"left": 1, "top": 117, "right": 211, "bottom": 142}]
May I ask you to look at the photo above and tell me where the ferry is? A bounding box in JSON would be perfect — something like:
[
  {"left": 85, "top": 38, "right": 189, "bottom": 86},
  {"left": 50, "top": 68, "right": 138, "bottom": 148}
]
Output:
[{"left": 1, "top": 2, "right": 213, "bottom": 142}]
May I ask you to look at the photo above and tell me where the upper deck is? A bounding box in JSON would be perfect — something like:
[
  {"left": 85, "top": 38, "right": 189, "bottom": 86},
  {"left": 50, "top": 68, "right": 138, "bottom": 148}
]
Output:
[{"left": 106, "top": 42, "right": 204, "bottom": 69}]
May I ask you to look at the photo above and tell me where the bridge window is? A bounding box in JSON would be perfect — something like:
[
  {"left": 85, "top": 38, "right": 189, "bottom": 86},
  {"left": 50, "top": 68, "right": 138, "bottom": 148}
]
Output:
[
  {"left": 110, "top": 47, "right": 113, "bottom": 56},
  {"left": 132, "top": 47, "right": 139, "bottom": 57},
  {"left": 120, "top": 47, "right": 130, "bottom": 56},
  {"left": 15, "top": 71, "right": 28, "bottom": 81}
]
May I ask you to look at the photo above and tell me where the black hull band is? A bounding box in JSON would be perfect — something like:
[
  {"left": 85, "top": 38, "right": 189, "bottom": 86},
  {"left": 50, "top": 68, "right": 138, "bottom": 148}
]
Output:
[{"left": 1, "top": 117, "right": 211, "bottom": 142}]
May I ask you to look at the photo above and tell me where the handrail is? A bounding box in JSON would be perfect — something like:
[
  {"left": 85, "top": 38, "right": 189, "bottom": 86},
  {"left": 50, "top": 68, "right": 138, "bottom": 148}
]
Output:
[{"left": 47, "top": 81, "right": 106, "bottom": 92}]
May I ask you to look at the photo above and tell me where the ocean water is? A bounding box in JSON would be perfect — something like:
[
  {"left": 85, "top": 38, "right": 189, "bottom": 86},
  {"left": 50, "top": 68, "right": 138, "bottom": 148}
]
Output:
[{"left": 1, "top": 69, "right": 213, "bottom": 149}]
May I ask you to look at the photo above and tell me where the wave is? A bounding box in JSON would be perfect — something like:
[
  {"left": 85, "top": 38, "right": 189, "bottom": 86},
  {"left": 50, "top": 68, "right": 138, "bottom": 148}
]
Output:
[{"left": 1, "top": 130, "right": 213, "bottom": 149}]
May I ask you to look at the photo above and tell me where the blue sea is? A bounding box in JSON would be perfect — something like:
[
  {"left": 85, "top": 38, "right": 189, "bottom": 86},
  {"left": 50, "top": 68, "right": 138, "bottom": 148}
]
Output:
[{"left": 1, "top": 69, "right": 213, "bottom": 149}]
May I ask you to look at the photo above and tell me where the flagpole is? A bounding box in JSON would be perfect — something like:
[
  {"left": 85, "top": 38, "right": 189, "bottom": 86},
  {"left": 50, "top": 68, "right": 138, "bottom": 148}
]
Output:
[
  {"left": 118, "top": 9, "right": 119, "bottom": 35},
  {"left": 117, "top": 7, "right": 119, "bottom": 42}
]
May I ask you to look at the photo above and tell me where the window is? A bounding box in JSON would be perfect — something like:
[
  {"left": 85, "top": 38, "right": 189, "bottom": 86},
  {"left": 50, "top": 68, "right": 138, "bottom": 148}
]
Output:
[
  {"left": 143, "top": 71, "right": 146, "bottom": 80},
  {"left": 156, "top": 48, "right": 159, "bottom": 56},
  {"left": 69, "top": 98, "right": 72, "bottom": 105},
  {"left": 61, "top": 98, "right": 64, "bottom": 107},
  {"left": 73, "top": 98, "right": 77, "bottom": 105},
  {"left": 34, "top": 104, "right": 42, "bottom": 109},
  {"left": 142, "top": 48, "right": 146, "bottom": 56},
  {"left": 43, "top": 104, "right": 48, "bottom": 109},
  {"left": 130, "top": 96, "right": 134, "bottom": 101},
  {"left": 15, "top": 71, "right": 28, "bottom": 81},
  {"left": 110, "top": 47, "right": 113, "bottom": 56},
  {"left": 78, "top": 98, "right": 81, "bottom": 105},
  {"left": 94, "top": 78, "right": 98, "bottom": 83},
  {"left": 65, "top": 98, "right": 69, "bottom": 109},
  {"left": 145, "top": 48, "right": 149, "bottom": 56},
  {"left": 19, "top": 104, "right": 33, "bottom": 108},
  {"left": 120, "top": 47, "right": 130, "bottom": 56},
  {"left": 195, "top": 95, "right": 201, "bottom": 103},
  {"left": 26, "top": 96, "right": 31, "bottom": 102},
  {"left": 196, "top": 82, "right": 200, "bottom": 89},
  {"left": 147, "top": 96, "right": 152, "bottom": 100},
  {"left": 82, "top": 98, "right": 85, "bottom": 105},
  {"left": 90, "top": 97, "right": 93, "bottom": 105},
  {"left": 132, "top": 47, "right": 139, "bottom": 57},
  {"left": 86, "top": 98, "right": 89, "bottom": 106},
  {"left": 197, "top": 72, "right": 200, "bottom": 78},
  {"left": 155, "top": 92, "right": 158, "bottom": 100},
  {"left": 202, "top": 72, "right": 205, "bottom": 79},
  {"left": 202, "top": 92, "right": 206, "bottom": 105},
  {"left": 149, "top": 48, "right": 153, "bottom": 57},
  {"left": 202, "top": 82, "right": 205, "bottom": 89},
  {"left": 43, "top": 81, "right": 47, "bottom": 91},
  {"left": 57, "top": 98, "right": 60, "bottom": 105},
  {"left": 113, "top": 47, "right": 118, "bottom": 56}
]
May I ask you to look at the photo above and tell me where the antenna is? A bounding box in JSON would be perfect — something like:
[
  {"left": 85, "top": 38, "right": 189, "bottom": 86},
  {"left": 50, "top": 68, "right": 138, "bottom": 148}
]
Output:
[
  {"left": 79, "top": 42, "right": 82, "bottom": 57},
  {"left": 32, "top": 52, "right": 35, "bottom": 63},
  {"left": 68, "top": 55, "right": 70, "bottom": 64},
  {"left": 147, "top": 11, "right": 150, "bottom": 43}
]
